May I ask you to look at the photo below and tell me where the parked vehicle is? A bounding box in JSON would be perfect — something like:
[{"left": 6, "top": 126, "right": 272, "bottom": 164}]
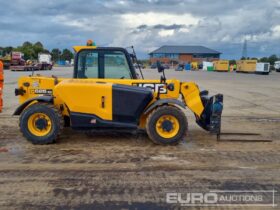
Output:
[
  {"left": 163, "top": 64, "right": 170, "bottom": 69},
  {"left": 10, "top": 52, "right": 52, "bottom": 71},
  {"left": 175, "top": 64, "right": 184, "bottom": 71},
  {"left": 150, "top": 63, "right": 157, "bottom": 69},
  {"left": 256, "top": 63, "right": 270, "bottom": 75},
  {"left": 275, "top": 61, "right": 280, "bottom": 72},
  {"left": 11, "top": 52, "right": 25, "bottom": 66},
  {"left": 13, "top": 42, "right": 223, "bottom": 145},
  {"left": 0, "top": 54, "right": 11, "bottom": 69},
  {"left": 134, "top": 63, "right": 145, "bottom": 69},
  {"left": 38, "top": 53, "right": 53, "bottom": 70}
]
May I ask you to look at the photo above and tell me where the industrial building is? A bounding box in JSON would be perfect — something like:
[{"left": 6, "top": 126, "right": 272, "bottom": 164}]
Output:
[{"left": 149, "top": 45, "right": 221, "bottom": 65}]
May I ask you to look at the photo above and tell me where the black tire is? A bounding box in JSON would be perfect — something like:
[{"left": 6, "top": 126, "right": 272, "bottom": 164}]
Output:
[
  {"left": 146, "top": 106, "right": 188, "bottom": 145},
  {"left": 19, "top": 103, "right": 63, "bottom": 144}
]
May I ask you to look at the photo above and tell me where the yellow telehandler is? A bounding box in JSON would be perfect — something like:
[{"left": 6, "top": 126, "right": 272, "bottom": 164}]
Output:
[{"left": 14, "top": 43, "right": 223, "bottom": 145}]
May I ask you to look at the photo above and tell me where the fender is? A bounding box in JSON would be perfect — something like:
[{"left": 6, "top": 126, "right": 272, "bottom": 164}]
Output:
[
  {"left": 13, "top": 96, "right": 53, "bottom": 115},
  {"left": 144, "top": 99, "right": 185, "bottom": 114}
]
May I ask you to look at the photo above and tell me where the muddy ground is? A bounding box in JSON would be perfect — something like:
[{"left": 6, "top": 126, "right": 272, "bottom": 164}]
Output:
[{"left": 0, "top": 68, "right": 280, "bottom": 209}]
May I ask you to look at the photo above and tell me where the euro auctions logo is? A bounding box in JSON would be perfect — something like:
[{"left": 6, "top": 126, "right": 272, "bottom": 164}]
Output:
[
  {"left": 166, "top": 190, "right": 277, "bottom": 207},
  {"left": 167, "top": 192, "right": 218, "bottom": 206}
]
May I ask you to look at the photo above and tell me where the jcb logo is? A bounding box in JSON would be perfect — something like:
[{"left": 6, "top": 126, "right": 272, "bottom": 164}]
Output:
[
  {"left": 30, "top": 89, "right": 53, "bottom": 95},
  {"left": 133, "top": 83, "right": 167, "bottom": 94}
]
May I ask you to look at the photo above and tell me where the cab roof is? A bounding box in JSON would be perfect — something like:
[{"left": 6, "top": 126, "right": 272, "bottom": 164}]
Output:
[{"left": 73, "top": 46, "right": 97, "bottom": 53}]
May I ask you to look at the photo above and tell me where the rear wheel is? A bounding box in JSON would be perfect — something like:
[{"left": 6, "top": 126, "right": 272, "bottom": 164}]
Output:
[
  {"left": 19, "top": 103, "right": 63, "bottom": 144},
  {"left": 146, "top": 106, "right": 187, "bottom": 145}
]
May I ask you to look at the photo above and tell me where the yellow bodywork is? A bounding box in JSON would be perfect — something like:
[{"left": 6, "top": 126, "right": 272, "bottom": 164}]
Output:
[
  {"left": 17, "top": 76, "right": 204, "bottom": 126},
  {"left": 180, "top": 82, "right": 204, "bottom": 116},
  {"left": 73, "top": 46, "right": 97, "bottom": 52},
  {"left": 236, "top": 60, "right": 257, "bottom": 72},
  {"left": 55, "top": 79, "right": 113, "bottom": 120},
  {"left": 213, "top": 60, "right": 229, "bottom": 72}
]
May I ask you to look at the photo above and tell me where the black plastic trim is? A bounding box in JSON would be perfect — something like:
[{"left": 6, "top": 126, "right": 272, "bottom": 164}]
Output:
[
  {"left": 144, "top": 99, "right": 185, "bottom": 114},
  {"left": 112, "top": 84, "right": 153, "bottom": 123},
  {"left": 13, "top": 96, "right": 53, "bottom": 115},
  {"left": 70, "top": 112, "right": 137, "bottom": 129}
]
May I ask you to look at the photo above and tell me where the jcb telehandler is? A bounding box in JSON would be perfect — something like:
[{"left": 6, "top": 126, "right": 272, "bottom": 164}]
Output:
[{"left": 14, "top": 44, "right": 223, "bottom": 145}]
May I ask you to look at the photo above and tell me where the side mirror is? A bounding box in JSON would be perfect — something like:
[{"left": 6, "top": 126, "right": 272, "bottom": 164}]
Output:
[
  {"left": 130, "top": 53, "right": 136, "bottom": 62},
  {"left": 157, "top": 61, "right": 165, "bottom": 73}
]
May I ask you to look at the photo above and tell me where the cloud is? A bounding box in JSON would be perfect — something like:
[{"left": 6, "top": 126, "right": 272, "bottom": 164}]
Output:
[{"left": 0, "top": 0, "right": 279, "bottom": 58}]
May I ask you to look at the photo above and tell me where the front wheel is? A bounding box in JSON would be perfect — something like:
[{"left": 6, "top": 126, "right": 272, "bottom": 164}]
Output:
[
  {"left": 146, "top": 106, "right": 188, "bottom": 145},
  {"left": 19, "top": 103, "right": 63, "bottom": 144}
]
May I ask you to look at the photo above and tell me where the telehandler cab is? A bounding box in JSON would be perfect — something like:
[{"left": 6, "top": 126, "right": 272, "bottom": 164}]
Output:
[{"left": 14, "top": 43, "right": 223, "bottom": 145}]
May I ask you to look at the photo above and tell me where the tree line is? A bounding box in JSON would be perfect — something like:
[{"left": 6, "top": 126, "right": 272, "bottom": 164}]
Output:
[
  {"left": 229, "top": 55, "right": 279, "bottom": 65},
  {"left": 0, "top": 41, "right": 74, "bottom": 62}
]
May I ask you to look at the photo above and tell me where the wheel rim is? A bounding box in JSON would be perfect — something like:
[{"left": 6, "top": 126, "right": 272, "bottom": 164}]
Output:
[
  {"left": 156, "top": 115, "right": 180, "bottom": 139},
  {"left": 27, "top": 113, "right": 52, "bottom": 136}
]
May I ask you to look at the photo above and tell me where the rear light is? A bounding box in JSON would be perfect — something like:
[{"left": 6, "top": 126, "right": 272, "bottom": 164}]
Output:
[{"left": 15, "top": 88, "right": 26, "bottom": 96}]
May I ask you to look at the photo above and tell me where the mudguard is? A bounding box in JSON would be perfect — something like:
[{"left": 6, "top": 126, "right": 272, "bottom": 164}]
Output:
[
  {"left": 144, "top": 99, "right": 185, "bottom": 114},
  {"left": 13, "top": 96, "right": 53, "bottom": 115}
]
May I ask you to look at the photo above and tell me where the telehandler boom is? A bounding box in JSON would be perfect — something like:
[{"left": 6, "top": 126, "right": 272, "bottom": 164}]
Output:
[{"left": 14, "top": 44, "right": 223, "bottom": 145}]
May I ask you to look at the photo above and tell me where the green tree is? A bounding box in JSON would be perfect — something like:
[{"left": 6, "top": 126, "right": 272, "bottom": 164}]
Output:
[
  {"left": 15, "top": 44, "right": 35, "bottom": 60},
  {"left": 229, "top": 60, "right": 236, "bottom": 65},
  {"left": 61, "top": 49, "right": 73, "bottom": 61},
  {"left": 33, "top": 42, "right": 45, "bottom": 58},
  {"left": 34, "top": 41, "right": 43, "bottom": 48},
  {"left": 259, "top": 57, "right": 269, "bottom": 63},
  {"left": 22, "top": 41, "right": 32, "bottom": 48},
  {"left": 41, "top": 49, "right": 50, "bottom": 54},
  {"left": 268, "top": 54, "right": 278, "bottom": 65},
  {"left": 3, "top": 46, "right": 13, "bottom": 55},
  {"left": 51, "top": 48, "right": 61, "bottom": 62}
]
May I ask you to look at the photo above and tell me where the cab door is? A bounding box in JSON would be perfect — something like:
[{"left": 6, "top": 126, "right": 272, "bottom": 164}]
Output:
[
  {"left": 74, "top": 48, "right": 137, "bottom": 79},
  {"left": 76, "top": 51, "right": 99, "bottom": 78}
]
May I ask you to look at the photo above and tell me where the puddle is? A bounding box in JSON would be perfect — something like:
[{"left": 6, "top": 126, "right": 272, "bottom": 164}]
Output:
[
  {"left": 238, "top": 166, "right": 257, "bottom": 169},
  {"left": 7, "top": 145, "right": 24, "bottom": 156},
  {"left": 150, "top": 154, "right": 177, "bottom": 161},
  {"left": 247, "top": 118, "right": 280, "bottom": 123}
]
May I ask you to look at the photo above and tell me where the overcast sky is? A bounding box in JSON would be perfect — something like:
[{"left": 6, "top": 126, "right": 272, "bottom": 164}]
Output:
[{"left": 0, "top": 0, "right": 279, "bottom": 59}]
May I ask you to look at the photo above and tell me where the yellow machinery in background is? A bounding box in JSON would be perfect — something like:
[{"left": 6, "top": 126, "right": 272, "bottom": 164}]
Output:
[
  {"left": 191, "top": 62, "right": 198, "bottom": 70},
  {"left": 236, "top": 60, "right": 257, "bottom": 73},
  {"left": 0, "top": 54, "right": 11, "bottom": 69},
  {"left": 13, "top": 43, "right": 223, "bottom": 145},
  {"left": 213, "top": 60, "right": 229, "bottom": 72}
]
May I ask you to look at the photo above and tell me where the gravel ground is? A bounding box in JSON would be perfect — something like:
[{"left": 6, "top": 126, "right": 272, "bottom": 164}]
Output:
[{"left": 0, "top": 67, "right": 279, "bottom": 209}]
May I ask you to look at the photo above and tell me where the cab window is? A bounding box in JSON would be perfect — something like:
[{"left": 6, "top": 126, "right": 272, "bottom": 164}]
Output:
[
  {"left": 77, "top": 51, "right": 98, "bottom": 78},
  {"left": 104, "top": 51, "right": 132, "bottom": 79}
]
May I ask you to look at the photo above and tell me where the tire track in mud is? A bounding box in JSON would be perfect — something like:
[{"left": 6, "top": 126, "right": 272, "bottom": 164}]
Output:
[{"left": 0, "top": 169, "right": 279, "bottom": 209}]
